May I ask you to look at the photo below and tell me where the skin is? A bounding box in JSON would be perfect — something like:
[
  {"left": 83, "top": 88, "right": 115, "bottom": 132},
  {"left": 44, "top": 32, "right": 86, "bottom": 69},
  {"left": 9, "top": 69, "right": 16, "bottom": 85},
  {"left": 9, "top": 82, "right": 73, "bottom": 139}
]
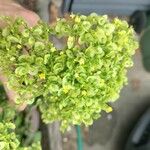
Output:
[{"left": 0, "top": 0, "right": 40, "bottom": 110}]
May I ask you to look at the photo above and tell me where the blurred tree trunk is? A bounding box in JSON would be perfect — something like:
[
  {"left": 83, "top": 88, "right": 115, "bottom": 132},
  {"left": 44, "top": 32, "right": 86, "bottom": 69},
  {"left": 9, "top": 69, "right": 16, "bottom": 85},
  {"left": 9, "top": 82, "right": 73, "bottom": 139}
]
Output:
[
  {"left": 48, "top": 122, "right": 63, "bottom": 150},
  {"left": 40, "top": 118, "right": 51, "bottom": 150}
]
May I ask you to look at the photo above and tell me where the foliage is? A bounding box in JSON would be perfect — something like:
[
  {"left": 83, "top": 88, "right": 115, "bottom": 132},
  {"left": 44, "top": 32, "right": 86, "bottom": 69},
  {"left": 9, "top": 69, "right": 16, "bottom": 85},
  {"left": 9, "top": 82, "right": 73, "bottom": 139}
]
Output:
[
  {"left": 0, "top": 122, "right": 19, "bottom": 150},
  {"left": 0, "top": 14, "right": 138, "bottom": 131},
  {"left": 0, "top": 106, "right": 41, "bottom": 150},
  {"left": 0, "top": 84, "right": 41, "bottom": 150}
]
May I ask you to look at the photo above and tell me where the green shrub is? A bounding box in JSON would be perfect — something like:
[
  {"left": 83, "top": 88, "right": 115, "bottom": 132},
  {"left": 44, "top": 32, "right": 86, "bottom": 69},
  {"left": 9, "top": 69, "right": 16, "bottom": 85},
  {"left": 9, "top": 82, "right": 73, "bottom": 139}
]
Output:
[{"left": 0, "top": 14, "right": 138, "bottom": 131}]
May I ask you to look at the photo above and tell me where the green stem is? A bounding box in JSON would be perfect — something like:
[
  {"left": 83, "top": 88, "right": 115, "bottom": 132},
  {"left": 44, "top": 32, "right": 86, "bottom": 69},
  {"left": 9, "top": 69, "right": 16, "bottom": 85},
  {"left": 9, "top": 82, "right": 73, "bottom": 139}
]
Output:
[{"left": 76, "top": 125, "right": 83, "bottom": 150}]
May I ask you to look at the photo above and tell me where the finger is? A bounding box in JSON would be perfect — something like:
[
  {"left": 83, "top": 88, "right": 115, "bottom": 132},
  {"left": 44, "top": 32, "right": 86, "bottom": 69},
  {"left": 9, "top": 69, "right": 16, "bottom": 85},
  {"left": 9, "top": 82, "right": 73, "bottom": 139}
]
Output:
[
  {"left": 0, "top": 2, "right": 40, "bottom": 27},
  {"left": 19, "top": 9, "right": 40, "bottom": 27}
]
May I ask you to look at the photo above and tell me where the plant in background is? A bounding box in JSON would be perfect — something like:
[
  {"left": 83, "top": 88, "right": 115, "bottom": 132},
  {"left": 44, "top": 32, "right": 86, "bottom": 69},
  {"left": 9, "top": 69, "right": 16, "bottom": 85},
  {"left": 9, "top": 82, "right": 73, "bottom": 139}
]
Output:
[
  {"left": 0, "top": 14, "right": 138, "bottom": 131},
  {"left": 0, "top": 85, "right": 41, "bottom": 150}
]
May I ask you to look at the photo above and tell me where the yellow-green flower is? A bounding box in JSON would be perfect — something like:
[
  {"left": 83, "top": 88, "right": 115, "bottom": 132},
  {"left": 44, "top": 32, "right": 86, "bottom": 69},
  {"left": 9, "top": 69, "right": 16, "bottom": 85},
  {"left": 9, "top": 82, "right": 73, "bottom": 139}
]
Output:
[
  {"left": 82, "top": 90, "right": 87, "bottom": 96},
  {"left": 63, "top": 86, "right": 71, "bottom": 94},
  {"left": 106, "top": 107, "right": 113, "bottom": 113},
  {"left": 39, "top": 73, "right": 45, "bottom": 79},
  {"left": 75, "top": 16, "right": 81, "bottom": 23}
]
